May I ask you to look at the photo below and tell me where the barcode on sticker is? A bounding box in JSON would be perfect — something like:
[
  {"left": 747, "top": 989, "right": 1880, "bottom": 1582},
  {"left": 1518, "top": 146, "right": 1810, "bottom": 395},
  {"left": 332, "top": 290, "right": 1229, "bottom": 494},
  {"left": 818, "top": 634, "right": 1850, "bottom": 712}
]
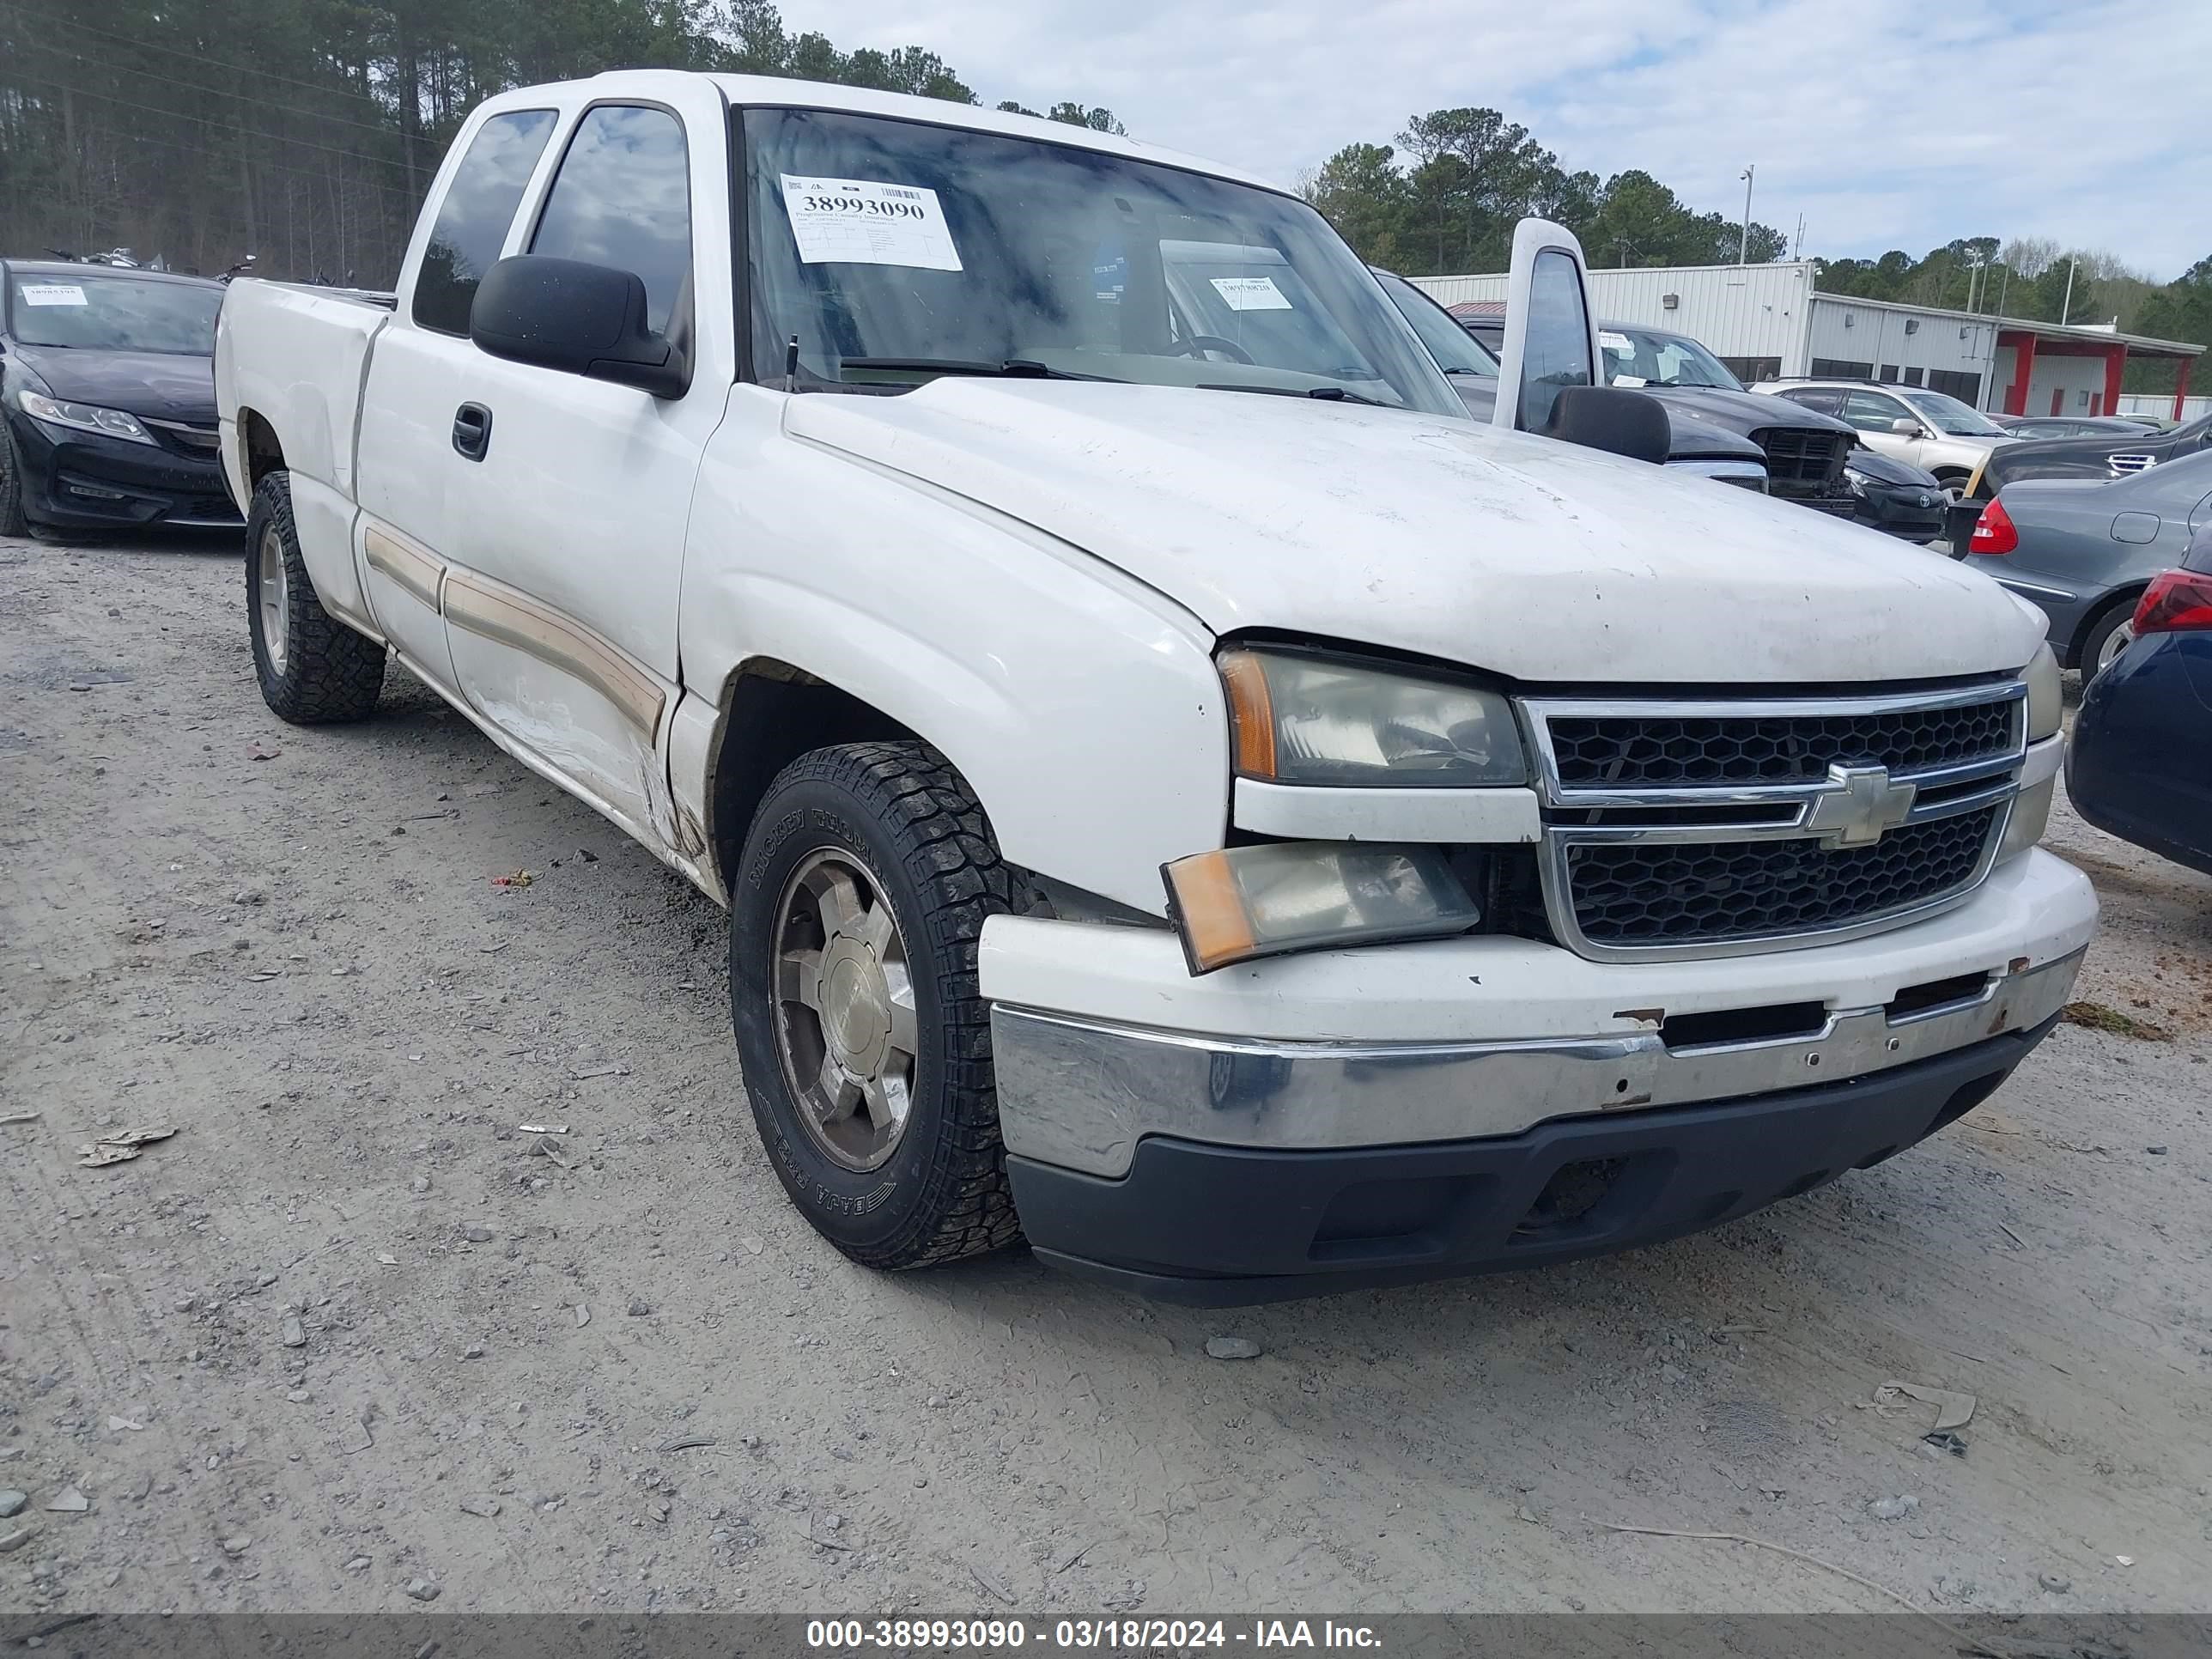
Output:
[{"left": 779, "top": 174, "right": 963, "bottom": 270}]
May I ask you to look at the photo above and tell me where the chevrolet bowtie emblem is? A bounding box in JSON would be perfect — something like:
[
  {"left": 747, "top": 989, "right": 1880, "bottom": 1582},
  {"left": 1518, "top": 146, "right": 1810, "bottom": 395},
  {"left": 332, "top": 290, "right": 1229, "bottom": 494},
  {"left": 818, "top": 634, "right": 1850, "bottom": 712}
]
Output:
[{"left": 1803, "top": 763, "right": 1917, "bottom": 848}]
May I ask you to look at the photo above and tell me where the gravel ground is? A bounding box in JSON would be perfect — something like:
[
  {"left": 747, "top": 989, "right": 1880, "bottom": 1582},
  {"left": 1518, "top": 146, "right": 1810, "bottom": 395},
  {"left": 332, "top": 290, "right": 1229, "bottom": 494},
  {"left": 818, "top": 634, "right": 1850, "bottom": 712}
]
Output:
[{"left": 3, "top": 527, "right": 2209, "bottom": 1620}]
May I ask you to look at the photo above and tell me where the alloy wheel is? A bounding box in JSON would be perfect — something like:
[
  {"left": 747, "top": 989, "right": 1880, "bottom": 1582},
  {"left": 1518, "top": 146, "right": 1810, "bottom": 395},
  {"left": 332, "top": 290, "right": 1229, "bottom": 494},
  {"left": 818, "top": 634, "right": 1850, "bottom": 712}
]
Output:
[
  {"left": 257, "top": 523, "right": 289, "bottom": 676},
  {"left": 770, "top": 849, "right": 921, "bottom": 1172}
]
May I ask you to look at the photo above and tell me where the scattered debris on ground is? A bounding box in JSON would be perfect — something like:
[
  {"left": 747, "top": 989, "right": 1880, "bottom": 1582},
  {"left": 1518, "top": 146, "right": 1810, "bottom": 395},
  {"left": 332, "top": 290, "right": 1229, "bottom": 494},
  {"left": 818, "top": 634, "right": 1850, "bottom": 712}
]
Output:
[{"left": 2063, "top": 1000, "right": 2170, "bottom": 1041}]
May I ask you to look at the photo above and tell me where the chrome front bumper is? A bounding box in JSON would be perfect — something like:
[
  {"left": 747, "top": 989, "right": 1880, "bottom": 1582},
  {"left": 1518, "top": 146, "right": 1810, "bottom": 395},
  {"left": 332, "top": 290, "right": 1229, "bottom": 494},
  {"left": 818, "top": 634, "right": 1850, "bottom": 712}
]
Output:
[{"left": 991, "top": 945, "right": 2084, "bottom": 1178}]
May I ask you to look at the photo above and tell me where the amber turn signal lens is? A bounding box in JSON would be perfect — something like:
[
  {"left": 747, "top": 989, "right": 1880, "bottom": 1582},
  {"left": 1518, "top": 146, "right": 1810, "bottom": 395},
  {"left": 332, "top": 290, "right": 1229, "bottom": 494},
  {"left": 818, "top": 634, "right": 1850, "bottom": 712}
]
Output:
[
  {"left": 1162, "top": 842, "right": 1480, "bottom": 975},
  {"left": 1158, "top": 849, "right": 1258, "bottom": 974},
  {"left": 1217, "top": 649, "right": 1277, "bottom": 778}
]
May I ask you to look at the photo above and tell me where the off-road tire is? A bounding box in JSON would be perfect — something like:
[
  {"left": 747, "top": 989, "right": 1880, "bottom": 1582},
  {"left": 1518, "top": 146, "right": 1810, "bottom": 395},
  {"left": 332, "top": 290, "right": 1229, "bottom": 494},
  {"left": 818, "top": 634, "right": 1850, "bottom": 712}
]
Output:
[
  {"left": 731, "top": 741, "right": 1028, "bottom": 1269},
  {"left": 246, "top": 470, "right": 385, "bottom": 722},
  {"left": 0, "top": 423, "right": 28, "bottom": 538}
]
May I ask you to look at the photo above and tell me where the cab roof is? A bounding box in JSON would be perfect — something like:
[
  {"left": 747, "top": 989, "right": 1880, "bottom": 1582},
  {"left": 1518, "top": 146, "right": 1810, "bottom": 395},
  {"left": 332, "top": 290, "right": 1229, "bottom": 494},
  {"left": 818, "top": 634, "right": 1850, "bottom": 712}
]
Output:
[{"left": 467, "top": 69, "right": 1284, "bottom": 197}]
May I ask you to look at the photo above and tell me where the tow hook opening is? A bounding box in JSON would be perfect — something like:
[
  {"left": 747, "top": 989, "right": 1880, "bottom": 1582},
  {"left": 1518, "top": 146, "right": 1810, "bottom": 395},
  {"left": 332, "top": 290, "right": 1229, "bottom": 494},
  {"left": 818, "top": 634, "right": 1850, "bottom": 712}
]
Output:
[{"left": 1515, "top": 1156, "right": 1631, "bottom": 1237}]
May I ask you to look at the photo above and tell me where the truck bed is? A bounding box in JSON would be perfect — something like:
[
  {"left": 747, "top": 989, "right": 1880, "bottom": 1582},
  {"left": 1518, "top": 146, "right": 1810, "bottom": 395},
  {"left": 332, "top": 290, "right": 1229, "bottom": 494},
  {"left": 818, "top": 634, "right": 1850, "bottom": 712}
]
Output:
[{"left": 213, "top": 277, "right": 390, "bottom": 509}]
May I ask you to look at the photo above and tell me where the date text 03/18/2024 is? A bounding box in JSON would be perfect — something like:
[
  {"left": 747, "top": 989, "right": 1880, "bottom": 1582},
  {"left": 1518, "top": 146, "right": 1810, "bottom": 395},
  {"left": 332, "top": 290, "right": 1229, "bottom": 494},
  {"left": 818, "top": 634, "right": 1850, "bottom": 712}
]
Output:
[{"left": 805, "top": 1618, "right": 1384, "bottom": 1650}]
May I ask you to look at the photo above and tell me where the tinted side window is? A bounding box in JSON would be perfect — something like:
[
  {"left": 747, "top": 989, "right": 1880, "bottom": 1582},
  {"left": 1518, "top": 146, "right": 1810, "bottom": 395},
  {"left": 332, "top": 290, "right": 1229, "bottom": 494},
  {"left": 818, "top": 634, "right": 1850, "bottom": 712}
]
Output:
[
  {"left": 1376, "top": 270, "right": 1498, "bottom": 376},
  {"left": 1787, "top": 388, "right": 1844, "bottom": 415},
  {"left": 1842, "top": 391, "right": 1908, "bottom": 433},
  {"left": 1520, "top": 249, "right": 1593, "bottom": 432},
  {"left": 413, "top": 110, "right": 557, "bottom": 336},
  {"left": 530, "top": 105, "right": 692, "bottom": 337}
]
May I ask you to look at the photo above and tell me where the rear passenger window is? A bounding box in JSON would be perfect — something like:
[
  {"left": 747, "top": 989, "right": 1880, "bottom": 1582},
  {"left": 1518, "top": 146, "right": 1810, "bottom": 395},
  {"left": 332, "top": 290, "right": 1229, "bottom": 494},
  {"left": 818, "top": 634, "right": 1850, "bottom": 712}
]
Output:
[
  {"left": 530, "top": 105, "right": 692, "bottom": 338},
  {"left": 1842, "top": 392, "right": 1907, "bottom": 433},
  {"left": 412, "top": 110, "right": 557, "bottom": 336}
]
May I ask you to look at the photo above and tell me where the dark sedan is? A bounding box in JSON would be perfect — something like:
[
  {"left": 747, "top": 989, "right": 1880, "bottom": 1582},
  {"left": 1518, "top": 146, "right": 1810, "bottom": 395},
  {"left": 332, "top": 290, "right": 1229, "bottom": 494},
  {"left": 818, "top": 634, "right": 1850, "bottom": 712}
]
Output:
[
  {"left": 2000, "top": 415, "right": 2166, "bottom": 441},
  {"left": 1966, "top": 447, "right": 2212, "bottom": 675},
  {"left": 2066, "top": 525, "right": 2212, "bottom": 876},
  {"left": 0, "top": 260, "right": 238, "bottom": 534},
  {"left": 1843, "top": 447, "right": 1954, "bottom": 544},
  {"left": 1979, "top": 409, "right": 2212, "bottom": 491}
]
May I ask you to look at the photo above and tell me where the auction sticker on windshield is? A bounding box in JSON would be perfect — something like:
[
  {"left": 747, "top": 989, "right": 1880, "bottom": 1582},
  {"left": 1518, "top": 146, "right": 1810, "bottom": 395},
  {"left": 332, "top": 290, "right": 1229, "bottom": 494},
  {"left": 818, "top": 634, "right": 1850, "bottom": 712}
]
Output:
[
  {"left": 779, "top": 176, "right": 962, "bottom": 270},
  {"left": 19, "top": 284, "right": 88, "bottom": 306},
  {"left": 1210, "top": 276, "right": 1292, "bottom": 311}
]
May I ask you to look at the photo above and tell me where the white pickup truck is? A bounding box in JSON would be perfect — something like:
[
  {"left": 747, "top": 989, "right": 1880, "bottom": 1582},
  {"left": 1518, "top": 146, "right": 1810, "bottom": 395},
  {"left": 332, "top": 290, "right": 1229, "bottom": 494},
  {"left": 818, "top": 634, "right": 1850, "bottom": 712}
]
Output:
[{"left": 216, "top": 71, "right": 2094, "bottom": 1303}]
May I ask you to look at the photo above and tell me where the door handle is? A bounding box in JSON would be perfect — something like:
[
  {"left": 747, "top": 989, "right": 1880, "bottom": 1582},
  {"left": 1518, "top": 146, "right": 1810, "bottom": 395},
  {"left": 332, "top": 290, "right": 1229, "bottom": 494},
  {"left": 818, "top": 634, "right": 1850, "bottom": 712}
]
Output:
[{"left": 452, "top": 403, "right": 492, "bottom": 462}]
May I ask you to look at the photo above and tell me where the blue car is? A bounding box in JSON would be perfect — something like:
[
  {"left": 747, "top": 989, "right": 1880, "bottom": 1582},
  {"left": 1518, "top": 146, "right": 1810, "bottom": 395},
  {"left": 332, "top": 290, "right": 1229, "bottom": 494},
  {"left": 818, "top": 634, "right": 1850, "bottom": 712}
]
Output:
[{"left": 2066, "top": 523, "right": 2212, "bottom": 875}]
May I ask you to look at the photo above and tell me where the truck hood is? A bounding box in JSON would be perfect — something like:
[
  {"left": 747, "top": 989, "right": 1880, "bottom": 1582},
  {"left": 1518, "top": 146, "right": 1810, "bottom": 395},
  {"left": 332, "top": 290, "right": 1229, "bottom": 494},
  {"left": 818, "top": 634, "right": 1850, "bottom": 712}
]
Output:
[
  {"left": 1448, "top": 379, "right": 1762, "bottom": 464},
  {"left": 786, "top": 380, "right": 2044, "bottom": 684},
  {"left": 1636, "top": 383, "right": 1856, "bottom": 441},
  {"left": 1655, "top": 404, "right": 1765, "bottom": 462}
]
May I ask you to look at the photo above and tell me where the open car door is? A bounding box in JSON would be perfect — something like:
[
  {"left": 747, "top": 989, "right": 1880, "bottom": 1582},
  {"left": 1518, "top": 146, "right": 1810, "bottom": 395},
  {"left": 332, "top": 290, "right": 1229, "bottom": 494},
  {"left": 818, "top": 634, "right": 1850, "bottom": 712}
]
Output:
[{"left": 1491, "top": 219, "right": 1668, "bottom": 464}]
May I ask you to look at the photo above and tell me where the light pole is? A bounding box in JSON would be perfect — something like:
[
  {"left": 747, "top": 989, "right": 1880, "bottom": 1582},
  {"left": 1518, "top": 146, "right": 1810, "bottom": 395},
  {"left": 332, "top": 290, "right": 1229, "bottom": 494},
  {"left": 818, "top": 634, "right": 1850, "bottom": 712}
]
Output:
[
  {"left": 1979, "top": 262, "right": 2012, "bottom": 413},
  {"left": 2059, "top": 257, "right": 2077, "bottom": 325},
  {"left": 1739, "top": 165, "right": 1755, "bottom": 264}
]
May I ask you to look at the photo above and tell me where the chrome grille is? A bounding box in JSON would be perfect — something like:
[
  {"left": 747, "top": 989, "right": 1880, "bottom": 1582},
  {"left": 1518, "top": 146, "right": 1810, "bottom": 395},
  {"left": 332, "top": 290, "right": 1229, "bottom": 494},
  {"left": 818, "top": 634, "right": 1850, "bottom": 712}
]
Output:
[
  {"left": 2106, "top": 453, "right": 2154, "bottom": 476},
  {"left": 1566, "top": 807, "right": 1999, "bottom": 947},
  {"left": 1522, "top": 684, "right": 2027, "bottom": 961}
]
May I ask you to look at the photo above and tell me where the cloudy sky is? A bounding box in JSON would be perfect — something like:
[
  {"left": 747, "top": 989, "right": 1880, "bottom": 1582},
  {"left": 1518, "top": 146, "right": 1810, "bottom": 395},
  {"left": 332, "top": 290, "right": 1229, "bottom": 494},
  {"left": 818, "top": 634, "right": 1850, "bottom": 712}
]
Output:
[{"left": 787, "top": 0, "right": 2209, "bottom": 279}]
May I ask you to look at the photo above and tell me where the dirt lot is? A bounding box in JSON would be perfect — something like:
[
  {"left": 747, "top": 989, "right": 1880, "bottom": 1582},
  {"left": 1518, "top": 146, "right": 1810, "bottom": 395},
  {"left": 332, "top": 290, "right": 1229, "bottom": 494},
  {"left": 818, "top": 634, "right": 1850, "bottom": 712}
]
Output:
[{"left": 3, "top": 527, "right": 2209, "bottom": 1621}]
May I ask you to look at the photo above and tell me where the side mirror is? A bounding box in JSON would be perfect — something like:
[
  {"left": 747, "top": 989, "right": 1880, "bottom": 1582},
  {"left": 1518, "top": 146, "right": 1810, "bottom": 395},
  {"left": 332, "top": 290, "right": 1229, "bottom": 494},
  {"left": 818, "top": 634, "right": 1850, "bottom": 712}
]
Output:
[
  {"left": 1539, "top": 385, "right": 1671, "bottom": 465},
  {"left": 470, "top": 255, "right": 688, "bottom": 399},
  {"left": 1492, "top": 218, "right": 1601, "bottom": 436},
  {"left": 1889, "top": 416, "right": 1922, "bottom": 437}
]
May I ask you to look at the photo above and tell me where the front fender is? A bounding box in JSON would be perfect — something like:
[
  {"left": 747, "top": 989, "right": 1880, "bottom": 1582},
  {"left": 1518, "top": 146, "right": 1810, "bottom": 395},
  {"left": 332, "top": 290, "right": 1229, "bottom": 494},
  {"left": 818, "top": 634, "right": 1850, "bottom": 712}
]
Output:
[{"left": 678, "top": 395, "right": 1228, "bottom": 915}]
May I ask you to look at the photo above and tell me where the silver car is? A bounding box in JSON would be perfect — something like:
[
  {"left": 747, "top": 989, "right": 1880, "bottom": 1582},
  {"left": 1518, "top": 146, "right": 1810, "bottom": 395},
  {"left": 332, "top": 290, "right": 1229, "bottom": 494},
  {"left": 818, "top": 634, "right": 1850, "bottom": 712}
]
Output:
[
  {"left": 1969, "top": 447, "right": 2212, "bottom": 675},
  {"left": 1756, "top": 378, "right": 2018, "bottom": 492}
]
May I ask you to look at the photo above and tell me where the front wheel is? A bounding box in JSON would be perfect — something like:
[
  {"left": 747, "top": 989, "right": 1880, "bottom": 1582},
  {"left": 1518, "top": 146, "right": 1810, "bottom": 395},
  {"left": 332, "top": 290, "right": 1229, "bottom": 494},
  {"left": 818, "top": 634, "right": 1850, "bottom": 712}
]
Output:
[
  {"left": 246, "top": 471, "right": 386, "bottom": 723},
  {"left": 730, "top": 742, "right": 1029, "bottom": 1269}
]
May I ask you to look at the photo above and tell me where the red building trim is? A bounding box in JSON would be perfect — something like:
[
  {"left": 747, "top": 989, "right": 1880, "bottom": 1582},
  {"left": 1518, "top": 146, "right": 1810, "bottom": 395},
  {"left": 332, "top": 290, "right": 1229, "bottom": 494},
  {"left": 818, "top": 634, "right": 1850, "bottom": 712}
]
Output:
[
  {"left": 2100, "top": 344, "right": 2126, "bottom": 420},
  {"left": 2178, "top": 357, "right": 2194, "bottom": 422},
  {"left": 2001, "top": 329, "right": 2037, "bottom": 416}
]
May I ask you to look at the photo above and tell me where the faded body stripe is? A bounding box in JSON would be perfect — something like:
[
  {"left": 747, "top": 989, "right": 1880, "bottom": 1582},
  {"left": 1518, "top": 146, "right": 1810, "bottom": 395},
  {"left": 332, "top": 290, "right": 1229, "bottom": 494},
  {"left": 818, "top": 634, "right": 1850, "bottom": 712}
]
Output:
[
  {"left": 442, "top": 569, "right": 667, "bottom": 738},
  {"left": 363, "top": 523, "right": 445, "bottom": 611}
]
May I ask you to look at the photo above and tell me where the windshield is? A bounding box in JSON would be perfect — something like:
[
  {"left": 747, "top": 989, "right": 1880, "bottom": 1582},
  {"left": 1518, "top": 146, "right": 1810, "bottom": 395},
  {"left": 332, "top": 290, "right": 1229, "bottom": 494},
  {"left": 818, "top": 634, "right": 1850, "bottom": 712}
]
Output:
[
  {"left": 6, "top": 272, "right": 221, "bottom": 353},
  {"left": 1600, "top": 325, "right": 1741, "bottom": 391},
  {"left": 741, "top": 107, "right": 1460, "bottom": 416},
  {"left": 1372, "top": 270, "right": 1498, "bottom": 378},
  {"left": 1903, "top": 389, "right": 2006, "bottom": 436}
]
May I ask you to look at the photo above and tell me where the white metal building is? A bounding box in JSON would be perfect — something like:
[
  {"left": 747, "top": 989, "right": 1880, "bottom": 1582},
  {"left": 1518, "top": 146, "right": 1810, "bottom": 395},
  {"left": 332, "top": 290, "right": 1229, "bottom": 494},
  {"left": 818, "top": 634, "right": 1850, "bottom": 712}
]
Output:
[{"left": 1407, "top": 262, "right": 2203, "bottom": 418}]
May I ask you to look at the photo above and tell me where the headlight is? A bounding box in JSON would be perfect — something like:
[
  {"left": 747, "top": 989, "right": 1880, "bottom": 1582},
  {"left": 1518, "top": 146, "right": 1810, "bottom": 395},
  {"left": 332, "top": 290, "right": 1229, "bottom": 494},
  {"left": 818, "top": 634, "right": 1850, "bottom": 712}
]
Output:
[
  {"left": 1162, "top": 842, "right": 1480, "bottom": 974},
  {"left": 2024, "top": 643, "right": 2062, "bottom": 742},
  {"left": 15, "top": 389, "right": 155, "bottom": 446},
  {"left": 1844, "top": 468, "right": 1869, "bottom": 497},
  {"left": 1218, "top": 648, "right": 1527, "bottom": 787}
]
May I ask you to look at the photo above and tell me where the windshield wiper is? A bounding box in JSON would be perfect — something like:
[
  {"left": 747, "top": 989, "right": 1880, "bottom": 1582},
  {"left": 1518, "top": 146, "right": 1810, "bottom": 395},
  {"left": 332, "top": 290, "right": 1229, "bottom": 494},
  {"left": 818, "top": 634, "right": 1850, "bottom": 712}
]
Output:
[
  {"left": 834, "top": 356, "right": 1113, "bottom": 382},
  {"left": 1198, "top": 381, "right": 1392, "bottom": 408}
]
